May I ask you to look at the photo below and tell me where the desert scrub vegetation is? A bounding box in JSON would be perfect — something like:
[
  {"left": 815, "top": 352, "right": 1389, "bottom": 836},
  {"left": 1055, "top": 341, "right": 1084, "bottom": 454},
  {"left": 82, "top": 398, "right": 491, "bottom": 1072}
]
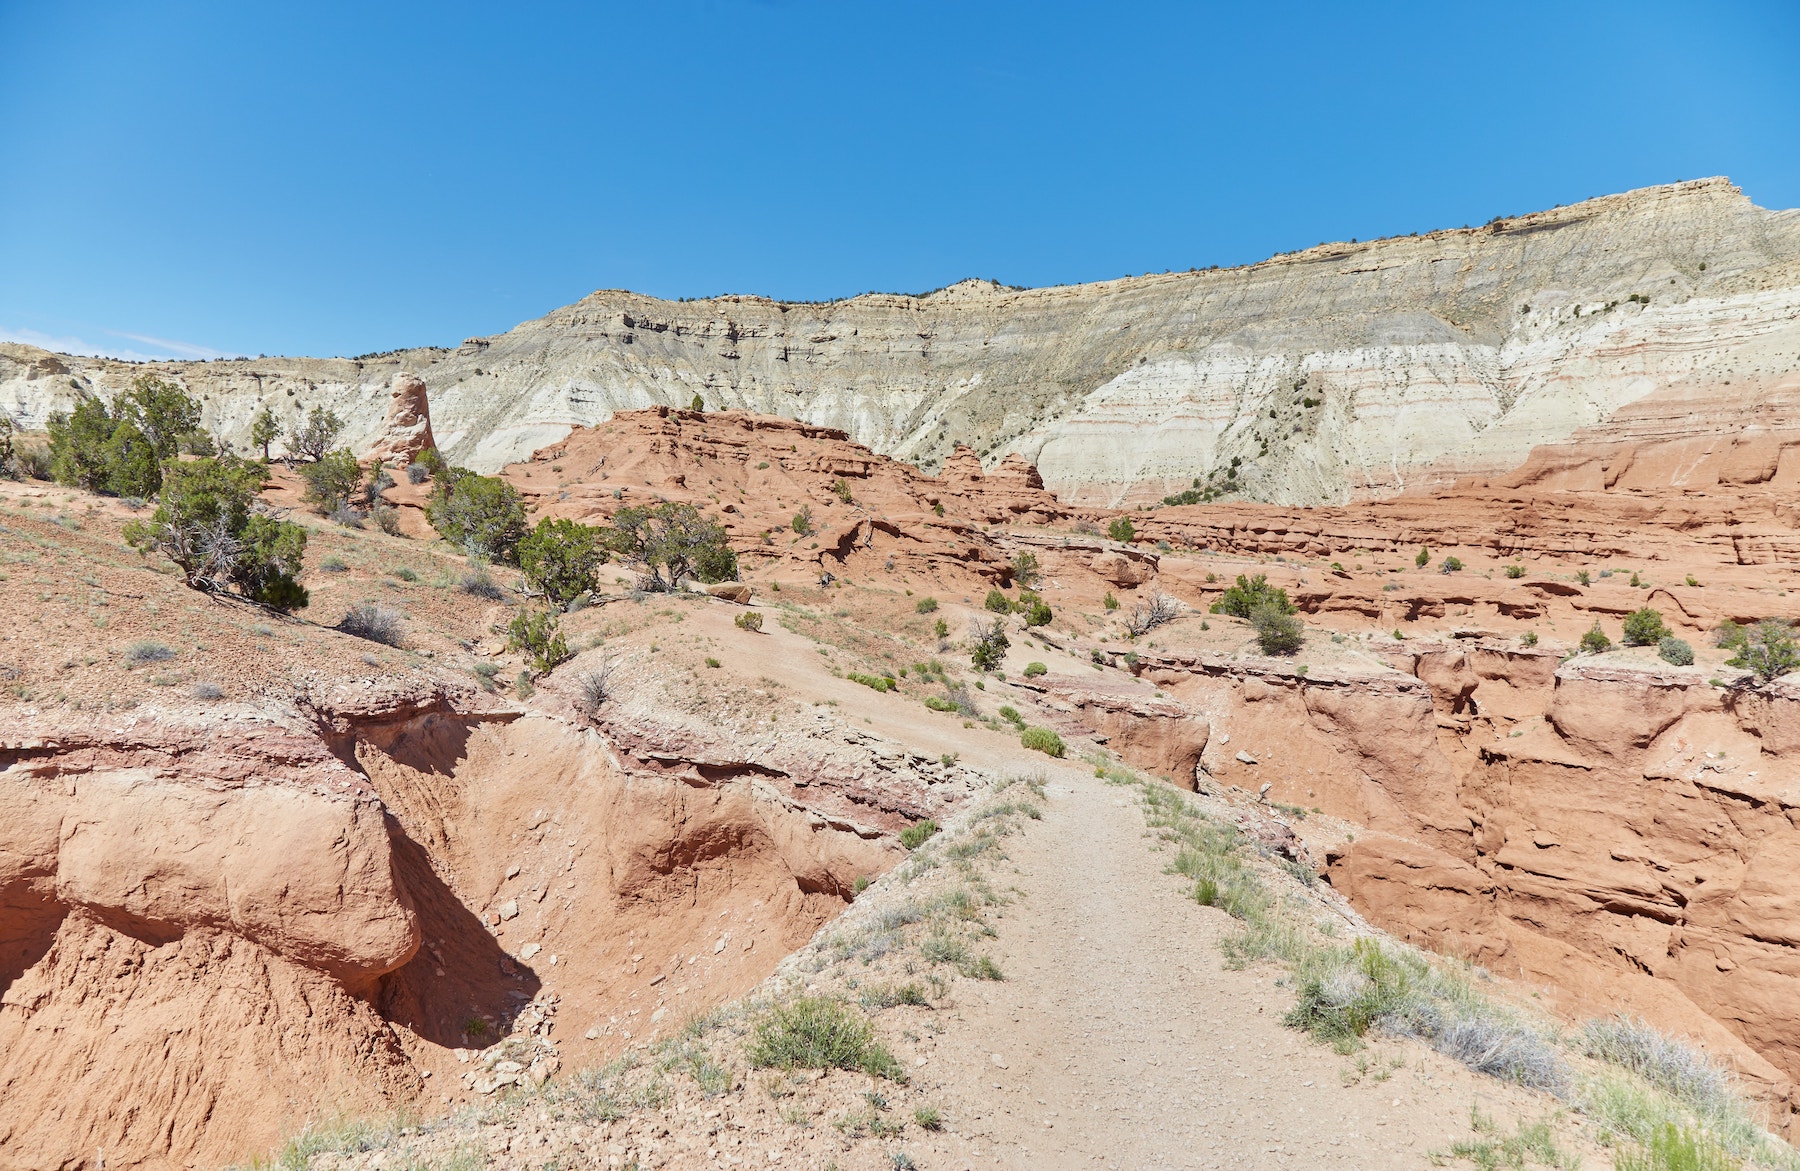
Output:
[
  {"left": 898, "top": 820, "right": 939, "bottom": 850},
  {"left": 745, "top": 997, "right": 902, "bottom": 1079},
  {"left": 1726, "top": 618, "right": 1800, "bottom": 684},
  {"left": 1019, "top": 725, "right": 1065, "bottom": 757},
  {"left": 336, "top": 602, "right": 405, "bottom": 648},
  {"left": 507, "top": 608, "right": 570, "bottom": 674},
  {"left": 1123, "top": 590, "right": 1181, "bottom": 637},
  {"left": 846, "top": 671, "right": 894, "bottom": 692},
  {"left": 1209, "top": 572, "right": 1294, "bottom": 619},
  {"left": 426, "top": 465, "right": 529, "bottom": 563},
  {"left": 1659, "top": 636, "right": 1695, "bottom": 666},
  {"left": 1623, "top": 607, "right": 1671, "bottom": 647},
  {"left": 516, "top": 516, "right": 609, "bottom": 609},
  {"left": 1107, "top": 760, "right": 1800, "bottom": 1169},
  {"left": 123, "top": 454, "right": 310, "bottom": 610}
]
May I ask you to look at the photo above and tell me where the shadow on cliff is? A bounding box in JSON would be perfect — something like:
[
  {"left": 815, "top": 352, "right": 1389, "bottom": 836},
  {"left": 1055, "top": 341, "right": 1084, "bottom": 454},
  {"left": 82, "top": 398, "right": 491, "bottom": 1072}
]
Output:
[
  {"left": 0, "top": 892, "right": 65, "bottom": 999},
  {"left": 374, "top": 820, "right": 540, "bottom": 1048}
]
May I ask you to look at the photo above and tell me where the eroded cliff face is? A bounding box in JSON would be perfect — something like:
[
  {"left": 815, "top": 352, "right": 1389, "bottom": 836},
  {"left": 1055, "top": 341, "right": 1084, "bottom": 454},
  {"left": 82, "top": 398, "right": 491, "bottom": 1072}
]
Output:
[
  {"left": 5, "top": 178, "right": 1797, "bottom": 505},
  {"left": 0, "top": 675, "right": 974, "bottom": 1169}
]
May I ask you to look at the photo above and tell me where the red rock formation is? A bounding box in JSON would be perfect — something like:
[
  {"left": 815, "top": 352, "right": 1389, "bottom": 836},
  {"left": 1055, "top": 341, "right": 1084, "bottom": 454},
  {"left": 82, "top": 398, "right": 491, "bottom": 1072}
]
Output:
[{"left": 364, "top": 370, "right": 436, "bottom": 466}]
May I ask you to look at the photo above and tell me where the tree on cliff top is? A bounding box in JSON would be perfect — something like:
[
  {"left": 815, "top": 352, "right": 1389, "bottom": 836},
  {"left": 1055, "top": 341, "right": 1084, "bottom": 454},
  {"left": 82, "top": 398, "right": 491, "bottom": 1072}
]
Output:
[{"left": 1728, "top": 619, "right": 1799, "bottom": 684}]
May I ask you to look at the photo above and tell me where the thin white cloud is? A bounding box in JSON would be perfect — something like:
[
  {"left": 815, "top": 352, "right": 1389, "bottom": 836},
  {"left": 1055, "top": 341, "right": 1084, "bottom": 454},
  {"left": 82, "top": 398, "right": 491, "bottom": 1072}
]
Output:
[
  {"left": 0, "top": 325, "right": 240, "bottom": 362},
  {"left": 106, "top": 330, "right": 238, "bottom": 360}
]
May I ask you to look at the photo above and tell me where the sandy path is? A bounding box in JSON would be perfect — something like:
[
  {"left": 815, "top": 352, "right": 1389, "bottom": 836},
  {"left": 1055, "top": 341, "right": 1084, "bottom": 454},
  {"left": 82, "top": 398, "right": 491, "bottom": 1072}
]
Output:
[{"left": 903, "top": 767, "right": 1598, "bottom": 1170}]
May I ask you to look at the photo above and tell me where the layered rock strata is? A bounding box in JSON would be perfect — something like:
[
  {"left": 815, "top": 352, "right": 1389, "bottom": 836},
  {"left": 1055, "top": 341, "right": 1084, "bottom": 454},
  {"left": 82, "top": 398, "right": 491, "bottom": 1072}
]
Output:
[{"left": 4, "top": 178, "right": 1796, "bottom": 505}]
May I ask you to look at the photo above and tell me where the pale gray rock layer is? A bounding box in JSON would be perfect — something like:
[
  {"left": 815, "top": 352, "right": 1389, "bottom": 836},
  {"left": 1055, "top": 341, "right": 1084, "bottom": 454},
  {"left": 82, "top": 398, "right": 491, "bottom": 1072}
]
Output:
[{"left": 4, "top": 177, "right": 1797, "bottom": 505}]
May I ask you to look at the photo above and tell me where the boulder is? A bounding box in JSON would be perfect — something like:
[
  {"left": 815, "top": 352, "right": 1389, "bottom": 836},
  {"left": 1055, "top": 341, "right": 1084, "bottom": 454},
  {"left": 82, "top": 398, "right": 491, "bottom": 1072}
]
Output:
[
  {"left": 706, "top": 582, "right": 752, "bottom": 604},
  {"left": 1090, "top": 551, "right": 1155, "bottom": 587},
  {"left": 363, "top": 371, "right": 436, "bottom": 466}
]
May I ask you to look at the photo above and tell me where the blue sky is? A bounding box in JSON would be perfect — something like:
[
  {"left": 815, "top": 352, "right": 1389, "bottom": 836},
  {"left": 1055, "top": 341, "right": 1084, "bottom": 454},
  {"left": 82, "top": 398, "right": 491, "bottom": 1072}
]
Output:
[{"left": 2, "top": 1, "right": 1796, "bottom": 360}]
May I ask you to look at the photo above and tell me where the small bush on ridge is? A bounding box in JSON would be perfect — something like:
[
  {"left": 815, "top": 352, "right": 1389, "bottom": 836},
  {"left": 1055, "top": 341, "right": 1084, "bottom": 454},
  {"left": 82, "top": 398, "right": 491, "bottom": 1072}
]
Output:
[
  {"left": 337, "top": 603, "right": 404, "bottom": 647},
  {"left": 507, "top": 609, "right": 570, "bottom": 674},
  {"left": 1658, "top": 636, "right": 1694, "bottom": 666},
  {"left": 1623, "top": 607, "right": 1670, "bottom": 647},
  {"left": 746, "top": 997, "right": 901, "bottom": 1079},
  {"left": 899, "top": 820, "right": 939, "bottom": 850}
]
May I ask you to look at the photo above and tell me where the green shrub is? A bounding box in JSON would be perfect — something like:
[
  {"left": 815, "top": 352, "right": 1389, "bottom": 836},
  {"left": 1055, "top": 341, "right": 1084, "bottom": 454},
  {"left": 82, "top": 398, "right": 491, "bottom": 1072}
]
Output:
[
  {"left": 913, "top": 1106, "right": 943, "bottom": 1131},
  {"left": 426, "top": 467, "right": 528, "bottom": 563},
  {"left": 735, "top": 610, "right": 764, "bottom": 632},
  {"left": 746, "top": 998, "right": 901, "bottom": 1079},
  {"left": 1655, "top": 636, "right": 1693, "bottom": 666},
  {"left": 705, "top": 656, "right": 721, "bottom": 668},
  {"left": 1713, "top": 621, "right": 1745, "bottom": 650},
  {"left": 391, "top": 566, "right": 418, "bottom": 582},
  {"left": 1023, "top": 600, "right": 1052, "bottom": 627},
  {"left": 915, "top": 596, "right": 938, "bottom": 613},
  {"left": 1623, "top": 607, "right": 1670, "bottom": 647},
  {"left": 970, "top": 617, "right": 1009, "bottom": 673},
  {"left": 604, "top": 501, "right": 736, "bottom": 589},
  {"left": 847, "top": 672, "right": 893, "bottom": 692},
  {"left": 507, "top": 609, "right": 570, "bottom": 674},
  {"left": 1022, "top": 661, "right": 1047, "bottom": 677},
  {"left": 122, "top": 456, "right": 309, "bottom": 610},
  {"left": 923, "top": 696, "right": 958, "bottom": 712},
  {"left": 1011, "top": 551, "right": 1041, "bottom": 587},
  {"left": 1211, "top": 573, "right": 1296, "bottom": 618},
  {"left": 1286, "top": 938, "right": 1424, "bottom": 1042},
  {"left": 984, "top": 588, "right": 1011, "bottom": 613},
  {"left": 1521, "top": 631, "right": 1539, "bottom": 647},
  {"left": 1020, "top": 726, "right": 1065, "bottom": 757},
  {"left": 289, "top": 405, "right": 345, "bottom": 463},
  {"left": 300, "top": 449, "right": 364, "bottom": 513},
  {"left": 1107, "top": 516, "right": 1135, "bottom": 542},
  {"left": 1415, "top": 546, "right": 1430, "bottom": 568},
  {"left": 1581, "top": 622, "right": 1613, "bottom": 654},
  {"left": 1505, "top": 564, "right": 1525, "bottom": 579},
  {"left": 1103, "top": 591, "right": 1119, "bottom": 611},
  {"left": 963, "top": 956, "right": 1003, "bottom": 981},
  {"left": 997, "top": 704, "right": 1024, "bottom": 727},
  {"left": 1727, "top": 618, "right": 1799, "bottom": 683},
  {"left": 1576, "top": 569, "right": 1591, "bottom": 585},
  {"left": 791, "top": 506, "right": 812, "bottom": 535},
  {"left": 48, "top": 375, "right": 209, "bottom": 497},
  {"left": 1250, "top": 603, "right": 1303, "bottom": 655},
  {"left": 517, "top": 517, "right": 609, "bottom": 608},
  {"left": 830, "top": 478, "right": 853, "bottom": 503},
  {"left": 1685, "top": 575, "right": 1701, "bottom": 588},
  {"left": 1613, "top": 1123, "right": 1736, "bottom": 1171},
  {"left": 899, "top": 820, "right": 939, "bottom": 849},
  {"left": 413, "top": 446, "right": 447, "bottom": 476},
  {"left": 249, "top": 405, "right": 283, "bottom": 460},
  {"left": 1440, "top": 556, "right": 1464, "bottom": 573}
]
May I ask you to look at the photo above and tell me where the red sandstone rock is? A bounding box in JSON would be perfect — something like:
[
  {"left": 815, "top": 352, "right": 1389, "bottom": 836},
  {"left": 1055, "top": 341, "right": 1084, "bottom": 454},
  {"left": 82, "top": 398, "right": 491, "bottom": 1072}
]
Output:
[{"left": 364, "top": 371, "right": 436, "bottom": 466}]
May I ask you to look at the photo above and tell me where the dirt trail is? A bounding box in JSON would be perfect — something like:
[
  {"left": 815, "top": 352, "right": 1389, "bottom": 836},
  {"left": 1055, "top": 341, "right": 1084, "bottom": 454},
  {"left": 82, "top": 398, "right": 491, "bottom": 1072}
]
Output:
[{"left": 903, "top": 766, "right": 1602, "bottom": 1170}]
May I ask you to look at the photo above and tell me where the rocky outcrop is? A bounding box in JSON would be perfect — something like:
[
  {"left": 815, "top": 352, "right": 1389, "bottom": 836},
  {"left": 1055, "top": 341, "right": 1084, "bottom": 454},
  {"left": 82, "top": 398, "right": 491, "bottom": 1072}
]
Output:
[
  {"left": 363, "top": 370, "right": 436, "bottom": 466},
  {"left": 494, "top": 407, "right": 1075, "bottom": 588},
  {"left": 5, "top": 179, "right": 1796, "bottom": 506},
  {"left": 0, "top": 663, "right": 985, "bottom": 1169}
]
